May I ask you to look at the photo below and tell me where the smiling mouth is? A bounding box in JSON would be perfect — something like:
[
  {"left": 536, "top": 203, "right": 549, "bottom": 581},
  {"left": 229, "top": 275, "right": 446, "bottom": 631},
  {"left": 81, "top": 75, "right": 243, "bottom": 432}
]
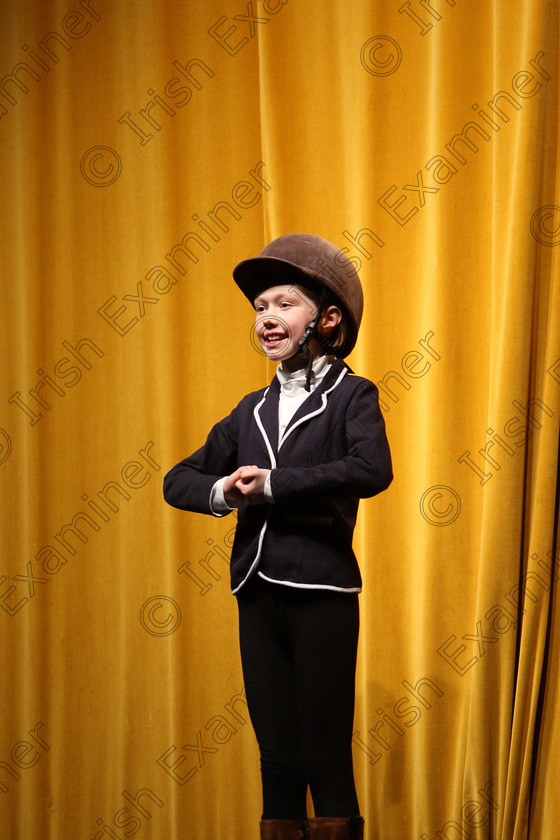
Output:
[{"left": 263, "top": 332, "right": 287, "bottom": 347}]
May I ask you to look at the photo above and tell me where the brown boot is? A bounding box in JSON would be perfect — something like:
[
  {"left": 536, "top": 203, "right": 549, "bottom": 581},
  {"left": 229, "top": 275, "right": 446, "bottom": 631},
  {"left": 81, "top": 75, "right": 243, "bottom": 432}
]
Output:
[
  {"left": 305, "top": 816, "right": 364, "bottom": 839},
  {"left": 260, "top": 819, "right": 307, "bottom": 840}
]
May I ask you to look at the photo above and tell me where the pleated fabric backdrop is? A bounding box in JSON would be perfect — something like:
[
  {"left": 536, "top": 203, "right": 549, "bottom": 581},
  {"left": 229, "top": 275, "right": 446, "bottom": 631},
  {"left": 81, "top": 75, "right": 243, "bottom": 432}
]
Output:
[{"left": 1, "top": 1, "right": 559, "bottom": 838}]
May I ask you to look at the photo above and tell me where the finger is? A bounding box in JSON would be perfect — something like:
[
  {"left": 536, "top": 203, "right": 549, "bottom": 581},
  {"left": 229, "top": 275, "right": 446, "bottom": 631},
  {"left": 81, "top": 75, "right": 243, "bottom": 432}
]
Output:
[{"left": 239, "top": 469, "right": 258, "bottom": 482}]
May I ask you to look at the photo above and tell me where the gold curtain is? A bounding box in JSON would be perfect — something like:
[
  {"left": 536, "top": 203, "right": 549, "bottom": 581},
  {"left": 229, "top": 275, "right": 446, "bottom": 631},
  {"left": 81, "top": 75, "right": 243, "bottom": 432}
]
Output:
[{"left": 1, "top": 1, "right": 558, "bottom": 838}]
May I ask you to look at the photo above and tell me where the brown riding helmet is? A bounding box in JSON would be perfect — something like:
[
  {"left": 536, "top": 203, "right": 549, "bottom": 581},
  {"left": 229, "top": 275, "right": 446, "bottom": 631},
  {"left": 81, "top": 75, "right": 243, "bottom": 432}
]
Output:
[{"left": 232, "top": 233, "right": 364, "bottom": 358}]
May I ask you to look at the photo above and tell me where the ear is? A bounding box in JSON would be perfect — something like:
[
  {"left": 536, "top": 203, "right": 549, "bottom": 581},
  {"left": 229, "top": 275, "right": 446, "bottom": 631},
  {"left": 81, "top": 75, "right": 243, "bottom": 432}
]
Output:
[{"left": 318, "top": 305, "right": 342, "bottom": 336}]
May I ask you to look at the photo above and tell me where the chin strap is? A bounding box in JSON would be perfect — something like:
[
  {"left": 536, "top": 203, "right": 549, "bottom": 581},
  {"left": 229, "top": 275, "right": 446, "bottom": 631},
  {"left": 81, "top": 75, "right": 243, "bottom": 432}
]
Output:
[
  {"left": 301, "top": 331, "right": 316, "bottom": 392},
  {"left": 286, "top": 290, "right": 336, "bottom": 392},
  {"left": 288, "top": 316, "right": 315, "bottom": 392}
]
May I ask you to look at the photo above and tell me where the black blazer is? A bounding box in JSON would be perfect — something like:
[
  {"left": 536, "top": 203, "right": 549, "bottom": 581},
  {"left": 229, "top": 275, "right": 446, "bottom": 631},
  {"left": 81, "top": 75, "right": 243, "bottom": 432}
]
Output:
[{"left": 163, "top": 359, "right": 392, "bottom": 594}]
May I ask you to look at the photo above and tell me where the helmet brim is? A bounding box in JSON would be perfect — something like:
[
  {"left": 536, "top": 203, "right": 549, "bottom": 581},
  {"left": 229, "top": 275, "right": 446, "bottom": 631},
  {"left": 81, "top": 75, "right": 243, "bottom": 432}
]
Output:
[{"left": 233, "top": 256, "right": 325, "bottom": 304}]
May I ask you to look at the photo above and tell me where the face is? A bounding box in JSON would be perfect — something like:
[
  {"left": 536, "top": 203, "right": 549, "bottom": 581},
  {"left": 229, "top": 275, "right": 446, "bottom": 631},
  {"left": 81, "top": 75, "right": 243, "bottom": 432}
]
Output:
[{"left": 253, "top": 284, "right": 318, "bottom": 366}]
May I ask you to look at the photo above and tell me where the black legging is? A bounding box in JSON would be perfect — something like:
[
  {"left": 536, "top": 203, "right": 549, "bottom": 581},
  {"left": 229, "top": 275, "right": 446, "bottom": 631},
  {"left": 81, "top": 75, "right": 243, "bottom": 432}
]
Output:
[{"left": 236, "top": 575, "right": 360, "bottom": 819}]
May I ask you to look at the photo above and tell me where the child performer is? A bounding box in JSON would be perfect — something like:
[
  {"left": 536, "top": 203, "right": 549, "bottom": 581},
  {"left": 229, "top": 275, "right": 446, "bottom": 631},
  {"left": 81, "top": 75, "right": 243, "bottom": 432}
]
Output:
[{"left": 164, "top": 233, "right": 392, "bottom": 840}]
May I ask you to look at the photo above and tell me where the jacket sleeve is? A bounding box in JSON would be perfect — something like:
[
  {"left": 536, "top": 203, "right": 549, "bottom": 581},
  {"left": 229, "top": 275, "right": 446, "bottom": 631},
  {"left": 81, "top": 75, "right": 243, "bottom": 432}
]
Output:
[
  {"left": 270, "top": 380, "right": 393, "bottom": 503},
  {"left": 163, "top": 406, "right": 240, "bottom": 516}
]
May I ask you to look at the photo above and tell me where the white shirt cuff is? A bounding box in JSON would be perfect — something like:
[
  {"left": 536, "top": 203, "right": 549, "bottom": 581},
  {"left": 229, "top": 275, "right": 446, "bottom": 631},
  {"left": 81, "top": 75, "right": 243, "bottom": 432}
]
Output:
[
  {"left": 264, "top": 472, "right": 274, "bottom": 503},
  {"left": 210, "top": 477, "right": 238, "bottom": 515}
]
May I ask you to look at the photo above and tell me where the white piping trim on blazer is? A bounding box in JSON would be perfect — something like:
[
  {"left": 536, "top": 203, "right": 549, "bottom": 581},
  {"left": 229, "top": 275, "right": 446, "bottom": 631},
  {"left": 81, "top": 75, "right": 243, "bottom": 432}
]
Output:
[
  {"left": 231, "top": 390, "right": 275, "bottom": 596},
  {"left": 254, "top": 365, "right": 348, "bottom": 460},
  {"left": 253, "top": 388, "right": 277, "bottom": 468},
  {"left": 278, "top": 366, "right": 347, "bottom": 450},
  {"left": 231, "top": 517, "right": 269, "bottom": 595},
  {"left": 257, "top": 571, "right": 361, "bottom": 593}
]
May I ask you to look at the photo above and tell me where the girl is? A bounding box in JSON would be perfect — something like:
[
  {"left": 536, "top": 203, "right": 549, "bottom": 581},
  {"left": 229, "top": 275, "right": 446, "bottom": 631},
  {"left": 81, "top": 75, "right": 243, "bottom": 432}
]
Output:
[{"left": 164, "top": 233, "right": 393, "bottom": 840}]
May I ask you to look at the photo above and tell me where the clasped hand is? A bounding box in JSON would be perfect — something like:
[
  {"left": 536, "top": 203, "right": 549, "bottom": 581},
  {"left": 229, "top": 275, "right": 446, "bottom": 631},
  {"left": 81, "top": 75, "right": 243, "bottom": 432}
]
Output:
[{"left": 223, "top": 465, "right": 271, "bottom": 505}]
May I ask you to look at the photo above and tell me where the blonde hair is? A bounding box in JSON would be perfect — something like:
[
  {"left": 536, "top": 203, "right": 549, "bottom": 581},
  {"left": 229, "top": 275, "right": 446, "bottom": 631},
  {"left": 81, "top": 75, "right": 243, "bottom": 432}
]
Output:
[{"left": 298, "top": 284, "right": 349, "bottom": 356}]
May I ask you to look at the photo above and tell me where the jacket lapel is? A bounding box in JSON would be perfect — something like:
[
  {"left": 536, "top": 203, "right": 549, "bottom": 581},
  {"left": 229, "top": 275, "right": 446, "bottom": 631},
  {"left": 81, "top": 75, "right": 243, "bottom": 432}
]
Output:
[
  {"left": 254, "top": 359, "right": 350, "bottom": 461},
  {"left": 253, "top": 376, "right": 280, "bottom": 467},
  {"left": 279, "top": 359, "right": 348, "bottom": 449}
]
